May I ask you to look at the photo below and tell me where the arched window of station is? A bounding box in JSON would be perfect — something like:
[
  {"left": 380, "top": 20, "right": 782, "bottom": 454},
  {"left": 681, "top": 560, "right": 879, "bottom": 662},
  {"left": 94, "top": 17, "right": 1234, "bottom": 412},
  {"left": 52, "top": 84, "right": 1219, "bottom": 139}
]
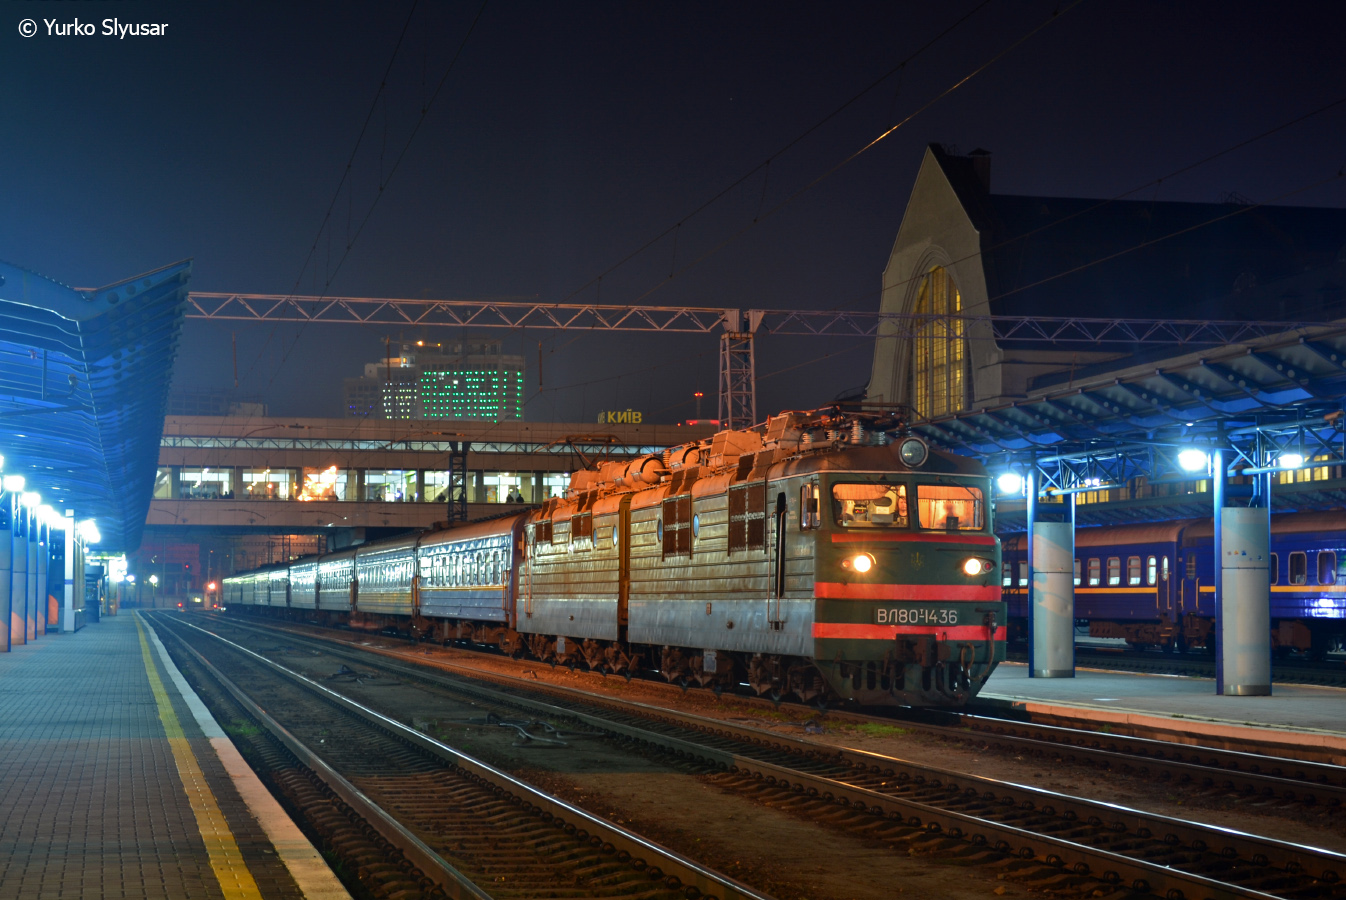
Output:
[{"left": 909, "top": 265, "right": 968, "bottom": 420}]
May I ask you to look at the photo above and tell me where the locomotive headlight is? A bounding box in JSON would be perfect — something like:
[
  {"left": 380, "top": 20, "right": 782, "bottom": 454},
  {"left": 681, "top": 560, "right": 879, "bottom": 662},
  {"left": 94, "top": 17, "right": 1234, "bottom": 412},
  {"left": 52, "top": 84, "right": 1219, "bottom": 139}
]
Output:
[
  {"left": 846, "top": 553, "right": 875, "bottom": 574},
  {"left": 963, "top": 557, "right": 992, "bottom": 576}
]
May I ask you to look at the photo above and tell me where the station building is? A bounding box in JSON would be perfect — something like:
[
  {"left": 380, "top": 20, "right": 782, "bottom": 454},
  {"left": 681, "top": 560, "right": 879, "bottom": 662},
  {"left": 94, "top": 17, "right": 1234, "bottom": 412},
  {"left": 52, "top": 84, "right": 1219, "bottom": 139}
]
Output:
[{"left": 869, "top": 144, "right": 1346, "bottom": 521}]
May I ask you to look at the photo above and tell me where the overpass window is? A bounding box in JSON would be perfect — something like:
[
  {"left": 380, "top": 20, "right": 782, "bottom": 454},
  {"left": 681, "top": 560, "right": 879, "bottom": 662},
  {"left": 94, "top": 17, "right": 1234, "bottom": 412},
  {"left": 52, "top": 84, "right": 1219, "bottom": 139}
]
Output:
[
  {"left": 1073, "top": 559, "right": 1081, "bottom": 586},
  {"left": 241, "top": 467, "right": 292, "bottom": 500},
  {"left": 1147, "top": 556, "right": 1157, "bottom": 585},
  {"left": 1318, "top": 551, "right": 1336, "bottom": 586},
  {"left": 299, "top": 466, "right": 348, "bottom": 501},
  {"left": 154, "top": 467, "right": 174, "bottom": 499},
  {"left": 1087, "top": 558, "right": 1100, "bottom": 586},
  {"left": 365, "top": 469, "right": 415, "bottom": 502},
  {"left": 1289, "top": 551, "right": 1307, "bottom": 585},
  {"left": 181, "top": 467, "right": 233, "bottom": 499},
  {"left": 1107, "top": 557, "right": 1121, "bottom": 586},
  {"left": 1127, "top": 556, "right": 1142, "bottom": 586},
  {"left": 909, "top": 265, "right": 966, "bottom": 420}
]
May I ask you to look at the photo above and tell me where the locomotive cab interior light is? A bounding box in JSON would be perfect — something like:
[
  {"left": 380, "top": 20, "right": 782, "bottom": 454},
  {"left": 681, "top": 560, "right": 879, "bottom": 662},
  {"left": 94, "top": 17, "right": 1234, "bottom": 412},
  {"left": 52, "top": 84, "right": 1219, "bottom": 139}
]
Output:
[{"left": 898, "top": 436, "right": 929, "bottom": 468}]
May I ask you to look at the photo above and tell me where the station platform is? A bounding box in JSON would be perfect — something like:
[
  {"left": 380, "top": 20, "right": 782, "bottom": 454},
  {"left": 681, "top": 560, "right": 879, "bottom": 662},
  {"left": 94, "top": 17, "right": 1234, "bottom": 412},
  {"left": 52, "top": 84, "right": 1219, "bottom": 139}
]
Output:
[
  {"left": 980, "top": 661, "right": 1346, "bottom": 762},
  {"left": 0, "top": 610, "right": 350, "bottom": 900}
]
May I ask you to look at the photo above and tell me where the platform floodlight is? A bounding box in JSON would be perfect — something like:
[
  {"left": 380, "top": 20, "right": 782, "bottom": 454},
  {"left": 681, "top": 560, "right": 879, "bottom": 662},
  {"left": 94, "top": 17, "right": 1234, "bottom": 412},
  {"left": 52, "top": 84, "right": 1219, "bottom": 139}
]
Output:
[
  {"left": 148, "top": 574, "right": 159, "bottom": 586},
  {"left": 3, "top": 474, "right": 24, "bottom": 493},
  {"left": 996, "top": 472, "right": 1024, "bottom": 495},
  {"left": 1278, "top": 452, "right": 1305, "bottom": 470},
  {"left": 1177, "top": 449, "right": 1209, "bottom": 473},
  {"left": 77, "top": 519, "right": 100, "bottom": 544},
  {"left": 37, "top": 505, "right": 59, "bottom": 529},
  {"left": 126, "top": 574, "right": 136, "bottom": 584},
  {"left": 20, "top": 491, "right": 40, "bottom": 508}
]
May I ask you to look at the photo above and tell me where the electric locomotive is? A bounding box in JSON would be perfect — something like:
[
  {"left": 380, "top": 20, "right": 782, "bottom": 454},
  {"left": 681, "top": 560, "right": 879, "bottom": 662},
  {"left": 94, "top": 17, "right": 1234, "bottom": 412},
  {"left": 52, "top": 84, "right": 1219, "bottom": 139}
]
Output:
[{"left": 222, "top": 409, "right": 1005, "bottom": 707}]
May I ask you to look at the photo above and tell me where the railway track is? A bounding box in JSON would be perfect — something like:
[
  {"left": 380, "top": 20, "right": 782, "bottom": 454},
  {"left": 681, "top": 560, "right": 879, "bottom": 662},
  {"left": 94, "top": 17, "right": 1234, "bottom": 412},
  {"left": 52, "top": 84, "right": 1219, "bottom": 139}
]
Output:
[
  {"left": 147, "top": 612, "right": 767, "bottom": 900},
  {"left": 192, "top": 613, "right": 1346, "bottom": 900}
]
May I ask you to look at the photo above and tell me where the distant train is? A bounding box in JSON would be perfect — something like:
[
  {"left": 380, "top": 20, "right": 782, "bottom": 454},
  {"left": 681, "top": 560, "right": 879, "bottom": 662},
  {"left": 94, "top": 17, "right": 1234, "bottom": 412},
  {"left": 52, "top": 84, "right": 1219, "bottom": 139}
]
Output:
[
  {"left": 223, "top": 410, "right": 1006, "bottom": 707},
  {"left": 1001, "top": 512, "right": 1346, "bottom": 656}
]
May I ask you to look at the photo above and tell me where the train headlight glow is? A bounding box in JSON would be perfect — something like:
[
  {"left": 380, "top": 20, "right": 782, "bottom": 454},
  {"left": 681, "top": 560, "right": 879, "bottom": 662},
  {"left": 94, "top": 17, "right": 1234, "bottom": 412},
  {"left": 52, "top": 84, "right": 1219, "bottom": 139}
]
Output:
[
  {"left": 963, "top": 558, "right": 983, "bottom": 576},
  {"left": 848, "top": 553, "right": 875, "bottom": 574}
]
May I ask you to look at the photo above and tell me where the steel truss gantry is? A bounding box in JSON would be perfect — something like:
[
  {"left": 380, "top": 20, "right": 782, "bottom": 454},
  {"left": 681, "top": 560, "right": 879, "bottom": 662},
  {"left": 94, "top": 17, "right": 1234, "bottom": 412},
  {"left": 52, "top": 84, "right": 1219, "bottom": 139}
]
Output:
[{"left": 185, "top": 291, "right": 1340, "bottom": 433}]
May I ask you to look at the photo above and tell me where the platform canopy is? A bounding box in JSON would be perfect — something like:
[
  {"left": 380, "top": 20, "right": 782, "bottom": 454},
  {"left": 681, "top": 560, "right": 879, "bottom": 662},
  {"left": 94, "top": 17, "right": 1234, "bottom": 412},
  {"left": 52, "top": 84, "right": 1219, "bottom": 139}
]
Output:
[{"left": 0, "top": 259, "right": 192, "bottom": 551}]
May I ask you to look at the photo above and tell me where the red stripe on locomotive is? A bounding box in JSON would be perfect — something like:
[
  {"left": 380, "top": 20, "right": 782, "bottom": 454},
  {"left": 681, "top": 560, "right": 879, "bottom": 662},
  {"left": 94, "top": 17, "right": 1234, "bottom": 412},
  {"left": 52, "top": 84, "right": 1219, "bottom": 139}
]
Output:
[{"left": 815, "top": 582, "right": 1001, "bottom": 601}]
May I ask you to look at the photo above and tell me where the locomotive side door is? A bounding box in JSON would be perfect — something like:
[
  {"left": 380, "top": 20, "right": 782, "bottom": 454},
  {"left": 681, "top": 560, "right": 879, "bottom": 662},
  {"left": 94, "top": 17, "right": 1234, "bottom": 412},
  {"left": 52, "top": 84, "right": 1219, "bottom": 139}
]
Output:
[{"left": 617, "top": 495, "right": 632, "bottom": 628}]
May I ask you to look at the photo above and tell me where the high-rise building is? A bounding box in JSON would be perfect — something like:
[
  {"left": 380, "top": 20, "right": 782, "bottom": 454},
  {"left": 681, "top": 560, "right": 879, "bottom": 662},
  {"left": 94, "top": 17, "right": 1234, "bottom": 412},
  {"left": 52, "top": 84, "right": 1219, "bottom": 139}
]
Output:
[{"left": 343, "top": 338, "right": 525, "bottom": 421}]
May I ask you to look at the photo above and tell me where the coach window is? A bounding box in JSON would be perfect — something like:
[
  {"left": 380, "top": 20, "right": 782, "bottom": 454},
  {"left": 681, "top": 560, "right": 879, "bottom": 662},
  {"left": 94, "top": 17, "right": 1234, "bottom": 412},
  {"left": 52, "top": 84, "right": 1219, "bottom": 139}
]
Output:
[
  {"left": 1018, "top": 561, "right": 1028, "bottom": 586},
  {"left": 1127, "top": 556, "right": 1142, "bottom": 586},
  {"left": 1318, "top": 551, "right": 1337, "bottom": 586},
  {"left": 1002, "top": 562, "right": 1012, "bottom": 588},
  {"left": 1087, "top": 558, "right": 1101, "bottom": 586},
  {"left": 1185, "top": 554, "right": 1197, "bottom": 579},
  {"left": 1107, "top": 557, "right": 1121, "bottom": 586},
  {"left": 1073, "top": 559, "right": 1081, "bottom": 586},
  {"left": 1146, "top": 556, "right": 1157, "bottom": 586},
  {"left": 1290, "top": 551, "right": 1308, "bottom": 585}
]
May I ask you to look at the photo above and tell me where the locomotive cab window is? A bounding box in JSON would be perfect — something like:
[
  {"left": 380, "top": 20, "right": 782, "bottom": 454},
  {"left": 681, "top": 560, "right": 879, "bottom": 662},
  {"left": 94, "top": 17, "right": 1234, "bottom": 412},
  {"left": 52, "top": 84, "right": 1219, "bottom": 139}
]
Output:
[
  {"left": 1073, "top": 559, "right": 1081, "bottom": 586},
  {"left": 1107, "top": 557, "right": 1121, "bottom": 587},
  {"left": 1318, "top": 551, "right": 1336, "bottom": 586},
  {"left": 1289, "top": 551, "right": 1307, "bottom": 585},
  {"left": 1087, "top": 558, "right": 1100, "bottom": 586},
  {"left": 833, "top": 483, "right": 908, "bottom": 528},
  {"left": 1127, "top": 556, "right": 1142, "bottom": 586},
  {"left": 914, "top": 483, "right": 983, "bottom": 530}
]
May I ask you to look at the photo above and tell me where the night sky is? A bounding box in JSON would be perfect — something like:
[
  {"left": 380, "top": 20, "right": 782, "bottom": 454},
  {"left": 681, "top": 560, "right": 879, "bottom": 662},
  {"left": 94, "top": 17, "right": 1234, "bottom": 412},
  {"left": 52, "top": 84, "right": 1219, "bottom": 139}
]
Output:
[{"left": 3, "top": 1, "right": 1344, "bottom": 424}]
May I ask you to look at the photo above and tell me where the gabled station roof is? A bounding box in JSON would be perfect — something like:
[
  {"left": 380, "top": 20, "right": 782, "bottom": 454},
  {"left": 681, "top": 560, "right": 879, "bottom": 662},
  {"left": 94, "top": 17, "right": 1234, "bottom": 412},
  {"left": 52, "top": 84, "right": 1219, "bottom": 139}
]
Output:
[{"left": 0, "top": 259, "right": 192, "bottom": 551}]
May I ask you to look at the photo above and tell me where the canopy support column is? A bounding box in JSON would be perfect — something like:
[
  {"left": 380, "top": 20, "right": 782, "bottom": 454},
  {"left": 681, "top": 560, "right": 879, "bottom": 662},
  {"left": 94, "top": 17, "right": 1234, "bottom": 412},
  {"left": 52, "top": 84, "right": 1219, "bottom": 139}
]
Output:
[{"left": 1027, "top": 471, "right": 1075, "bottom": 678}]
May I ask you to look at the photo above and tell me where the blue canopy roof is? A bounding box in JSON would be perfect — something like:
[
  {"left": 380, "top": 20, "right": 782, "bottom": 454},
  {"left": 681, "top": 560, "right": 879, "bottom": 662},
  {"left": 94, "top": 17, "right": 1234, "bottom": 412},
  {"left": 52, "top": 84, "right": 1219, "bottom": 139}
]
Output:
[{"left": 0, "top": 259, "right": 192, "bottom": 551}]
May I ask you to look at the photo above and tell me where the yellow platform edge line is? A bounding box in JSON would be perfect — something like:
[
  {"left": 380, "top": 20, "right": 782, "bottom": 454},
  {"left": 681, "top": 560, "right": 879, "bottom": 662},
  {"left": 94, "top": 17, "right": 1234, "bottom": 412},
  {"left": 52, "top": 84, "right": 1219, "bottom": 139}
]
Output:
[{"left": 135, "top": 615, "right": 265, "bottom": 900}]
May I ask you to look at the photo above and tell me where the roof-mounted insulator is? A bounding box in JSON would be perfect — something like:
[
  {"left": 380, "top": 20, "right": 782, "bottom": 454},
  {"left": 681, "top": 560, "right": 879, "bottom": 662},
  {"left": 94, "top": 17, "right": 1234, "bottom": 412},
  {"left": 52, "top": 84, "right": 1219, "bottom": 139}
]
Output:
[{"left": 851, "top": 420, "right": 865, "bottom": 444}]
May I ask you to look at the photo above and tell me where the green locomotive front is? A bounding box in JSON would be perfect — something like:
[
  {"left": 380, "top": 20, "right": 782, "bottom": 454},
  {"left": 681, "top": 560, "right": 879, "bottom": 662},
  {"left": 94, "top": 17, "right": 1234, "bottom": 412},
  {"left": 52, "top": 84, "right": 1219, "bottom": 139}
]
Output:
[{"left": 806, "top": 455, "right": 1004, "bottom": 706}]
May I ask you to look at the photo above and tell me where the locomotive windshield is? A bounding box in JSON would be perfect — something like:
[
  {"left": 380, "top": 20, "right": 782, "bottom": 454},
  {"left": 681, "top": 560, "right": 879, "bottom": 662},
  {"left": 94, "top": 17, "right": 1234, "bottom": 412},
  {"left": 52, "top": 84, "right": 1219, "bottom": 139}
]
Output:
[
  {"left": 916, "top": 483, "right": 985, "bottom": 531},
  {"left": 832, "top": 483, "right": 908, "bottom": 528}
]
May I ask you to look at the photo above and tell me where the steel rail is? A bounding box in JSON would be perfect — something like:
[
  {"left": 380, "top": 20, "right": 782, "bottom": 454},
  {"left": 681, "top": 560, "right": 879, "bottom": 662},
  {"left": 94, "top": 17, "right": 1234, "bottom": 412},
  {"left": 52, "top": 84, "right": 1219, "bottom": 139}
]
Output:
[
  {"left": 148, "top": 617, "right": 493, "bottom": 900},
  {"left": 955, "top": 712, "right": 1346, "bottom": 790},
  {"left": 209, "top": 617, "right": 1346, "bottom": 900},
  {"left": 168, "top": 616, "right": 771, "bottom": 900}
]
